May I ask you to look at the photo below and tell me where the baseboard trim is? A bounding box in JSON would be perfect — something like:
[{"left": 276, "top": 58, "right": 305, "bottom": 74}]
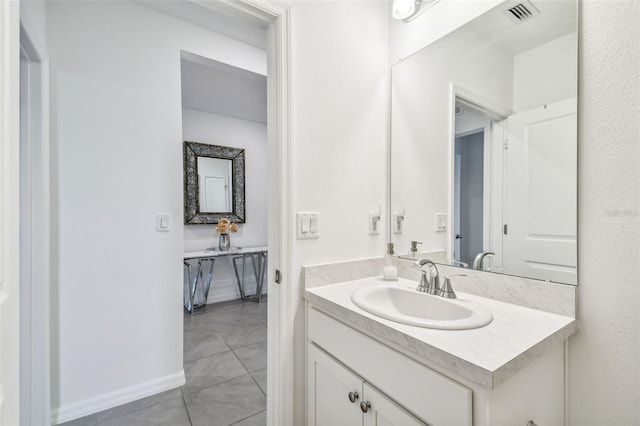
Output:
[
  {"left": 51, "top": 370, "right": 186, "bottom": 425},
  {"left": 205, "top": 279, "right": 268, "bottom": 304}
]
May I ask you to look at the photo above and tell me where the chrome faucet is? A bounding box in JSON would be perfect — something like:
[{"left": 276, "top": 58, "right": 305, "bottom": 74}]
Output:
[
  {"left": 413, "top": 259, "right": 440, "bottom": 295},
  {"left": 472, "top": 251, "right": 495, "bottom": 271}
]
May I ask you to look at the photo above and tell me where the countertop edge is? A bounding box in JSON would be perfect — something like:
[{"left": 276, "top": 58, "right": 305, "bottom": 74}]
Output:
[
  {"left": 492, "top": 319, "right": 578, "bottom": 388},
  {"left": 304, "top": 287, "right": 578, "bottom": 390}
]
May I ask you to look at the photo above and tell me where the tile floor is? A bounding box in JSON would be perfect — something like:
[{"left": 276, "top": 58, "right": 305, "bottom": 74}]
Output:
[{"left": 60, "top": 299, "right": 268, "bottom": 426}]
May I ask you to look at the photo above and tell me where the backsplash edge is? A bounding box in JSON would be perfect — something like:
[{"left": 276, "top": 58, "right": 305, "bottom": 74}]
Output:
[{"left": 303, "top": 257, "right": 576, "bottom": 317}]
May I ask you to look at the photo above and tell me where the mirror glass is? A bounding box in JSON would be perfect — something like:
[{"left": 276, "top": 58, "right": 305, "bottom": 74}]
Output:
[
  {"left": 184, "top": 141, "right": 246, "bottom": 224},
  {"left": 390, "top": 0, "right": 577, "bottom": 285},
  {"left": 197, "top": 157, "right": 233, "bottom": 213}
]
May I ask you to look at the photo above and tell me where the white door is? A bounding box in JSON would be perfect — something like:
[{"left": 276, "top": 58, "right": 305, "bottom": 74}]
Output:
[
  {"left": 202, "top": 176, "right": 229, "bottom": 212},
  {"left": 362, "top": 383, "right": 426, "bottom": 426},
  {"left": 504, "top": 98, "right": 577, "bottom": 284},
  {"left": 308, "top": 344, "right": 362, "bottom": 426}
]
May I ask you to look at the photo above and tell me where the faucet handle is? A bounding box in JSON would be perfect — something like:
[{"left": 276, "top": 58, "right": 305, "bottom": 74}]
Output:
[
  {"left": 439, "top": 274, "right": 466, "bottom": 299},
  {"left": 416, "top": 270, "right": 429, "bottom": 292}
]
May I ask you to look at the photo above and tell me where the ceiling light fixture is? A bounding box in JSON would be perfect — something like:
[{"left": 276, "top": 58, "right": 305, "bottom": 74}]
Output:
[{"left": 392, "top": 0, "right": 439, "bottom": 22}]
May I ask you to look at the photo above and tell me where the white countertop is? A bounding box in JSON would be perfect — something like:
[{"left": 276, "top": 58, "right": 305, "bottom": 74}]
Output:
[
  {"left": 184, "top": 246, "right": 268, "bottom": 260},
  {"left": 304, "top": 276, "right": 578, "bottom": 389}
]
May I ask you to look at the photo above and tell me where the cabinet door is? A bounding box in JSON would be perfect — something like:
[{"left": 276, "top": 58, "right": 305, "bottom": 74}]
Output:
[
  {"left": 308, "top": 344, "right": 363, "bottom": 426},
  {"left": 362, "top": 383, "right": 427, "bottom": 426}
]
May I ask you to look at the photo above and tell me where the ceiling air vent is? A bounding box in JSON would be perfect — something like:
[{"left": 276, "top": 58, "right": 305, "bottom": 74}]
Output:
[{"left": 504, "top": 1, "right": 540, "bottom": 24}]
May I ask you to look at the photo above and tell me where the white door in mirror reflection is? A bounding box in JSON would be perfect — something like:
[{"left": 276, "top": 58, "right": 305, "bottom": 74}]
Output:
[
  {"left": 200, "top": 176, "right": 230, "bottom": 212},
  {"left": 504, "top": 98, "right": 577, "bottom": 284}
]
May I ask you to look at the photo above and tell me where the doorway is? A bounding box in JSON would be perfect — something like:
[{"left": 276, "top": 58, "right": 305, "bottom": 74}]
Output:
[
  {"left": 6, "top": 1, "right": 293, "bottom": 425},
  {"left": 180, "top": 50, "right": 270, "bottom": 424},
  {"left": 453, "top": 129, "right": 485, "bottom": 266},
  {"left": 451, "top": 94, "right": 504, "bottom": 270}
]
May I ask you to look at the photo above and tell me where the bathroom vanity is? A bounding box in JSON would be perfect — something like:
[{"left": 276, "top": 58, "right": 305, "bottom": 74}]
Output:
[
  {"left": 304, "top": 273, "right": 577, "bottom": 426},
  {"left": 304, "top": 0, "right": 579, "bottom": 423}
]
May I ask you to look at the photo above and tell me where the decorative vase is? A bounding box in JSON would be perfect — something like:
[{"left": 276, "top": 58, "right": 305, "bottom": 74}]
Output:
[{"left": 218, "top": 233, "right": 231, "bottom": 251}]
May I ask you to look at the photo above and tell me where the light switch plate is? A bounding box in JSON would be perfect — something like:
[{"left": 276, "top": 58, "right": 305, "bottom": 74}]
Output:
[
  {"left": 297, "top": 212, "right": 319, "bottom": 239},
  {"left": 156, "top": 214, "right": 170, "bottom": 232},
  {"left": 369, "top": 211, "right": 381, "bottom": 235},
  {"left": 435, "top": 213, "right": 447, "bottom": 232},
  {"left": 393, "top": 207, "right": 405, "bottom": 234}
]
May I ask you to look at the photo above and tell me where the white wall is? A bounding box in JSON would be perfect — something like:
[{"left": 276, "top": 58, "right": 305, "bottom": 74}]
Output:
[
  {"left": 183, "top": 108, "right": 268, "bottom": 302},
  {"left": 390, "top": 0, "right": 640, "bottom": 424},
  {"left": 46, "top": 1, "right": 266, "bottom": 421},
  {"left": 513, "top": 32, "right": 578, "bottom": 112},
  {"left": 569, "top": 0, "right": 640, "bottom": 424},
  {"left": 389, "top": 0, "right": 502, "bottom": 64},
  {"left": 287, "top": 1, "right": 390, "bottom": 424},
  {"left": 20, "top": 0, "right": 46, "bottom": 48}
]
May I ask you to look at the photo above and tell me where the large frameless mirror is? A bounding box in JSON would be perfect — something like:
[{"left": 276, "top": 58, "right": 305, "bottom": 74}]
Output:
[{"left": 390, "top": 0, "right": 578, "bottom": 285}]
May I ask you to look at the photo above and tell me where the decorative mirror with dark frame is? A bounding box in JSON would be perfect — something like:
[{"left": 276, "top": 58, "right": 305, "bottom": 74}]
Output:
[{"left": 184, "top": 141, "right": 246, "bottom": 224}]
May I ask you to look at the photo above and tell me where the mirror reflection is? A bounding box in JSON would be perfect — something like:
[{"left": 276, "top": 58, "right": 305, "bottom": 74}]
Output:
[
  {"left": 197, "top": 157, "right": 233, "bottom": 213},
  {"left": 390, "top": 0, "right": 577, "bottom": 285}
]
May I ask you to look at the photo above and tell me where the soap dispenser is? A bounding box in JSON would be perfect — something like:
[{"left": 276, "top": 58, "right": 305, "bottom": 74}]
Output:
[
  {"left": 410, "top": 240, "right": 422, "bottom": 259},
  {"left": 383, "top": 242, "right": 398, "bottom": 281}
]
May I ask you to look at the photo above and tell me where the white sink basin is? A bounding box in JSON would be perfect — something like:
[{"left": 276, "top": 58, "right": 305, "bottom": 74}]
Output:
[{"left": 350, "top": 285, "right": 493, "bottom": 330}]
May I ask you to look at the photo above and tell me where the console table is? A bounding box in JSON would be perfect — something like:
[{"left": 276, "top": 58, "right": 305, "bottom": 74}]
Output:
[{"left": 183, "top": 246, "right": 268, "bottom": 313}]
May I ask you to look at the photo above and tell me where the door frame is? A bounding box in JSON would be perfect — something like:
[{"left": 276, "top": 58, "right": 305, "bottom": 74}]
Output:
[
  {"left": 448, "top": 83, "right": 510, "bottom": 265},
  {"left": 19, "top": 13, "right": 51, "bottom": 426},
  {"left": 197, "top": 1, "right": 293, "bottom": 424},
  {"left": 0, "top": 0, "right": 21, "bottom": 424}
]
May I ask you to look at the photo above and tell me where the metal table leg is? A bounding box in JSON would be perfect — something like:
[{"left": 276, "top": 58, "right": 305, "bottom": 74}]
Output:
[
  {"left": 250, "top": 252, "right": 267, "bottom": 303},
  {"left": 232, "top": 252, "right": 268, "bottom": 303},
  {"left": 233, "top": 255, "right": 249, "bottom": 300},
  {"left": 201, "top": 257, "right": 215, "bottom": 306},
  {"left": 184, "top": 257, "right": 216, "bottom": 314},
  {"left": 184, "top": 261, "right": 192, "bottom": 312}
]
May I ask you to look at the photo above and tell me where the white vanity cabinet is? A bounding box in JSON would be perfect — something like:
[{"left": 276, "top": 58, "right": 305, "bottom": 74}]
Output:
[
  {"left": 308, "top": 344, "right": 426, "bottom": 426},
  {"left": 306, "top": 305, "right": 567, "bottom": 426},
  {"left": 307, "top": 307, "right": 472, "bottom": 426}
]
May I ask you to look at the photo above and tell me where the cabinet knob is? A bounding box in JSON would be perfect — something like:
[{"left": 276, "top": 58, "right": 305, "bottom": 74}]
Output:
[
  {"left": 360, "top": 401, "right": 371, "bottom": 413},
  {"left": 348, "top": 391, "right": 359, "bottom": 403}
]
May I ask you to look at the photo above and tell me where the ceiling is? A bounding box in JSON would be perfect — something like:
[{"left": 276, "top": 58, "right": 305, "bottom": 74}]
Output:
[
  {"left": 466, "top": 0, "right": 577, "bottom": 56},
  {"left": 181, "top": 53, "right": 267, "bottom": 123},
  {"left": 137, "top": 0, "right": 267, "bottom": 49}
]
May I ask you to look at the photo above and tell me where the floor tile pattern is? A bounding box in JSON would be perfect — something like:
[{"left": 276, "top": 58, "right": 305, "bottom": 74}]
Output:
[{"left": 60, "top": 299, "right": 267, "bottom": 426}]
